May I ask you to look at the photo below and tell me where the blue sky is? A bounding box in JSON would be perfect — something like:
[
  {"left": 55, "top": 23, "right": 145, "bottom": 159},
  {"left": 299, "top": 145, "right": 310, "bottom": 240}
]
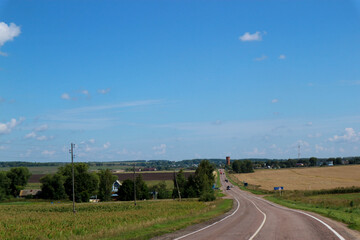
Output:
[{"left": 1, "top": 0, "right": 360, "bottom": 162}]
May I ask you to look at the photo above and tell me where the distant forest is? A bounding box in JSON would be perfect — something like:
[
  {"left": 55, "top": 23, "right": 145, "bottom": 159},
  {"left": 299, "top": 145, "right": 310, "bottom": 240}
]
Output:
[{"left": 1, "top": 156, "right": 360, "bottom": 170}]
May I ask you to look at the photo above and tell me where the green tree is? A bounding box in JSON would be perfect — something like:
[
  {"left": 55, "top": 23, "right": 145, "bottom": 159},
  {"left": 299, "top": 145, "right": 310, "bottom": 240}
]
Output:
[
  {"left": 117, "top": 179, "right": 134, "bottom": 201},
  {"left": 173, "top": 169, "right": 186, "bottom": 199},
  {"left": 149, "top": 181, "right": 171, "bottom": 199},
  {"left": 97, "top": 169, "right": 117, "bottom": 201},
  {"left": 59, "top": 163, "right": 99, "bottom": 202},
  {"left": 335, "top": 157, "right": 342, "bottom": 165},
  {"left": 309, "top": 157, "right": 318, "bottom": 166},
  {"left": 194, "top": 160, "right": 215, "bottom": 201},
  {"left": 6, "top": 167, "right": 31, "bottom": 197},
  {"left": 0, "top": 172, "right": 11, "bottom": 200},
  {"left": 40, "top": 174, "right": 67, "bottom": 200},
  {"left": 135, "top": 174, "right": 150, "bottom": 200}
]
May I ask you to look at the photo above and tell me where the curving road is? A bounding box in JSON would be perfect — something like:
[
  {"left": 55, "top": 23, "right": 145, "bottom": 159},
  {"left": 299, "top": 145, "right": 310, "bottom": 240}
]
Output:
[{"left": 155, "top": 169, "right": 360, "bottom": 240}]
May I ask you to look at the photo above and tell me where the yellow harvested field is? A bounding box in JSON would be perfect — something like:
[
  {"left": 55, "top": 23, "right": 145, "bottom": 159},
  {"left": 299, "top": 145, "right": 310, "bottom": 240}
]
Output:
[{"left": 233, "top": 165, "right": 360, "bottom": 191}]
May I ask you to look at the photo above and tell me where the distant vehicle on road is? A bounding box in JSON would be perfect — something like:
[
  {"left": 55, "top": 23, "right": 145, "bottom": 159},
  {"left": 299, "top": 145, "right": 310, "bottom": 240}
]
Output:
[{"left": 226, "top": 186, "right": 230, "bottom": 190}]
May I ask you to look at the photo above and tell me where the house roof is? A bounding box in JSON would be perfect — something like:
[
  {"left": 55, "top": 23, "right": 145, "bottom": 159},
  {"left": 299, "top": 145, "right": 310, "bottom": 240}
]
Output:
[{"left": 19, "top": 189, "right": 42, "bottom": 197}]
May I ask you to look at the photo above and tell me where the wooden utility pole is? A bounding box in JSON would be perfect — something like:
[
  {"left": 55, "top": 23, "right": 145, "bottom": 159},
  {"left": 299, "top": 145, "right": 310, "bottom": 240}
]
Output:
[
  {"left": 133, "top": 163, "right": 137, "bottom": 206},
  {"left": 174, "top": 170, "right": 181, "bottom": 201},
  {"left": 70, "top": 143, "right": 76, "bottom": 213}
]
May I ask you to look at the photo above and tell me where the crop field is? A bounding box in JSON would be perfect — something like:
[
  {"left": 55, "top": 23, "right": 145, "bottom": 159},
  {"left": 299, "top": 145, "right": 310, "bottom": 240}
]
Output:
[
  {"left": 0, "top": 199, "right": 232, "bottom": 240},
  {"left": 233, "top": 165, "right": 360, "bottom": 191}
]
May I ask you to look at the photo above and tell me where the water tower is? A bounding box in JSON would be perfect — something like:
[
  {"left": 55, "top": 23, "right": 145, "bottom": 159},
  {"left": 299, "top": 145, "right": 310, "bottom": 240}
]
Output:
[{"left": 226, "top": 156, "right": 231, "bottom": 166}]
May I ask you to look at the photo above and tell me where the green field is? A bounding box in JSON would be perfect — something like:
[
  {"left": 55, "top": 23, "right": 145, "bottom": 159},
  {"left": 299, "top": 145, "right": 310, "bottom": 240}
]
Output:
[
  {"left": 0, "top": 199, "right": 232, "bottom": 239},
  {"left": 146, "top": 180, "right": 174, "bottom": 189}
]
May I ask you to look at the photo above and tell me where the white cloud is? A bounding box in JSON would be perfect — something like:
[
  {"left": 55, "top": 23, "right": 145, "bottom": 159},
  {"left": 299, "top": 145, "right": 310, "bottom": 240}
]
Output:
[
  {"left": 246, "top": 147, "right": 265, "bottom": 156},
  {"left": 34, "top": 124, "right": 48, "bottom": 132},
  {"left": 329, "top": 128, "right": 359, "bottom": 142},
  {"left": 0, "top": 118, "right": 24, "bottom": 135},
  {"left": 103, "top": 142, "right": 111, "bottom": 149},
  {"left": 24, "top": 132, "right": 36, "bottom": 139},
  {"left": 306, "top": 122, "right": 313, "bottom": 126},
  {"left": 42, "top": 150, "right": 55, "bottom": 156},
  {"left": 279, "top": 54, "right": 286, "bottom": 60},
  {"left": 88, "top": 138, "right": 95, "bottom": 144},
  {"left": 271, "top": 99, "right": 278, "bottom": 103},
  {"left": 36, "top": 135, "right": 48, "bottom": 141},
  {"left": 153, "top": 143, "right": 166, "bottom": 155},
  {"left": 81, "top": 90, "right": 89, "bottom": 95},
  {"left": 239, "top": 31, "right": 263, "bottom": 42},
  {"left": 315, "top": 144, "right": 325, "bottom": 153},
  {"left": 61, "top": 93, "right": 71, "bottom": 100},
  {"left": 98, "top": 88, "right": 110, "bottom": 94},
  {"left": 0, "top": 22, "right": 21, "bottom": 47},
  {"left": 254, "top": 55, "right": 267, "bottom": 61}
]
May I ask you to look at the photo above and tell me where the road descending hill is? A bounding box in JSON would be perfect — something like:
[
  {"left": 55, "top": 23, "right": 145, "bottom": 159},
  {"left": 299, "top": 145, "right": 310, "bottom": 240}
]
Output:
[{"left": 155, "top": 169, "right": 360, "bottom": 240}]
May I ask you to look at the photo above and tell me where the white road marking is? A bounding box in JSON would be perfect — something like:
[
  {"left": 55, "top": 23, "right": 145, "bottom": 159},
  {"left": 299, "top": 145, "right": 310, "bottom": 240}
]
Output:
[
  {"left": 239, "top": 194, "right": 267, "bottom": 240},
  {"left": 251, "top": 195, "right": 346, "bottom": 240},
  {"left": 174, "top": 194, "right": 240, "bottom": 239}
]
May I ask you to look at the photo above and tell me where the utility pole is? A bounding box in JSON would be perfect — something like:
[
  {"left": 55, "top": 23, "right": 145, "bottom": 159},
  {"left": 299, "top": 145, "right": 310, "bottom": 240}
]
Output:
[
  {"left": 69, "top": 143, "right": 76, "bottom": 214},
  {"left": 298, "top": 144, "right": 301, "bottom": 160},
  {"left": 174, "top": 170, "right": 181, "bottom": 201},
  {"left": 133, "top": 163, "right": 137, "bottom": 206}
]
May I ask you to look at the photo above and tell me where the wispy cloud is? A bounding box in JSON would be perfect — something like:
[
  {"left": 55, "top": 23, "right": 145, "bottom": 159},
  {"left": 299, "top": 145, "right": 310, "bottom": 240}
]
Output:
[
  {"left": 65, "top": 99, "right": 162, "bottom": 115},
  {"left": 278, "top": 54, "right": 286, "bottom": 60},
  {"left": 98, "top": 88, "right": 111, "bottom": 94},
  {"left": 34, "top": 124, "right": 48, "bottom": 132},
  {"left": 339, "top": 80, "right": 360, "bottom": 86},
  {"left": 239, "top": 31, "right": 264, "bottom": 42},
  {"left": 254, "top": 55, "right": 267, "bottom": 61},
  {"left": 153, "top": 144, "right": 166, "bottom": 155},
  {"left": 61, "top": 93, "right": 71, "bottom": 100},
  {"left": 271, "top": 99, "right": 279, "bottom": 103},
  {"left": 103, "top": 142, "right": 111, "bottom": 149}
]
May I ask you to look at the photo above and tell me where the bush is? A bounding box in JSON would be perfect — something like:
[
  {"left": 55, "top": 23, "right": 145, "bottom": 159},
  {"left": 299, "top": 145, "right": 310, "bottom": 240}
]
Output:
[{"left": 199, "top": 191, "right": 216, "bottom": 202}]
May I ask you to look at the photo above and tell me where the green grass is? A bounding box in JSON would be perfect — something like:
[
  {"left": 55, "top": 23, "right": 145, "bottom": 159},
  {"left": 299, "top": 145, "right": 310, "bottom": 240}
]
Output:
[
  {"left": 145, "top": 180, "right": 174, "bottom": 189},
  {"left": 215, "top": 170, "right": 225, "bottom": 197},
  {"left": 24, "top": 183, "right": 41, "bottom": 189},
  {"left": 0, "top": 199, "right": 233, "bottom": 240}
]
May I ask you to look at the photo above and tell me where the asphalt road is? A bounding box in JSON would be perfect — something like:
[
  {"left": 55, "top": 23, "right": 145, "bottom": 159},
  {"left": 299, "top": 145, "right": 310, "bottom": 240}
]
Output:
[{"left": 155, "top": 169, "right": 360, "bottom": 240}]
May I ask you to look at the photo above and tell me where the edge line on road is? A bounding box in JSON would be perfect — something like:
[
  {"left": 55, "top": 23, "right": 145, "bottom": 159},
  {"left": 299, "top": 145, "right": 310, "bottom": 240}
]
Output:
[
  {"left": 174, "top": 197, "right": 240, "bottom": 240},
  {"left": 251, "top": 195, "right": 345, "bottom": 240},
  {"left": 240, "top": 194, "right": 267, "bottom": 240}
]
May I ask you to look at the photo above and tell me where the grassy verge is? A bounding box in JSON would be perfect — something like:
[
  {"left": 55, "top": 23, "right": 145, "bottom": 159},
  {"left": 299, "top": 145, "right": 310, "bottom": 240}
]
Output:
[
  {"left": 0, "top": 199, "right": 233, "bottom": 240},
  {"left": 215, "top": 170, "right": 225, "bottom": 198},
  {"left": 265, "top": 195, "right": 360, "bottom": 231}
]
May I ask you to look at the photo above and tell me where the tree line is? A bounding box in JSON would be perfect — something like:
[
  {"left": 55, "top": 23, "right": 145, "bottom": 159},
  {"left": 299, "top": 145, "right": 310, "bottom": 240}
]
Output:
[
  {"left": 0, "top": 167, "right": 31, "bottom": 200},
  {"left": 1, "top": 160, "right": 217, "bottom": 202}
]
